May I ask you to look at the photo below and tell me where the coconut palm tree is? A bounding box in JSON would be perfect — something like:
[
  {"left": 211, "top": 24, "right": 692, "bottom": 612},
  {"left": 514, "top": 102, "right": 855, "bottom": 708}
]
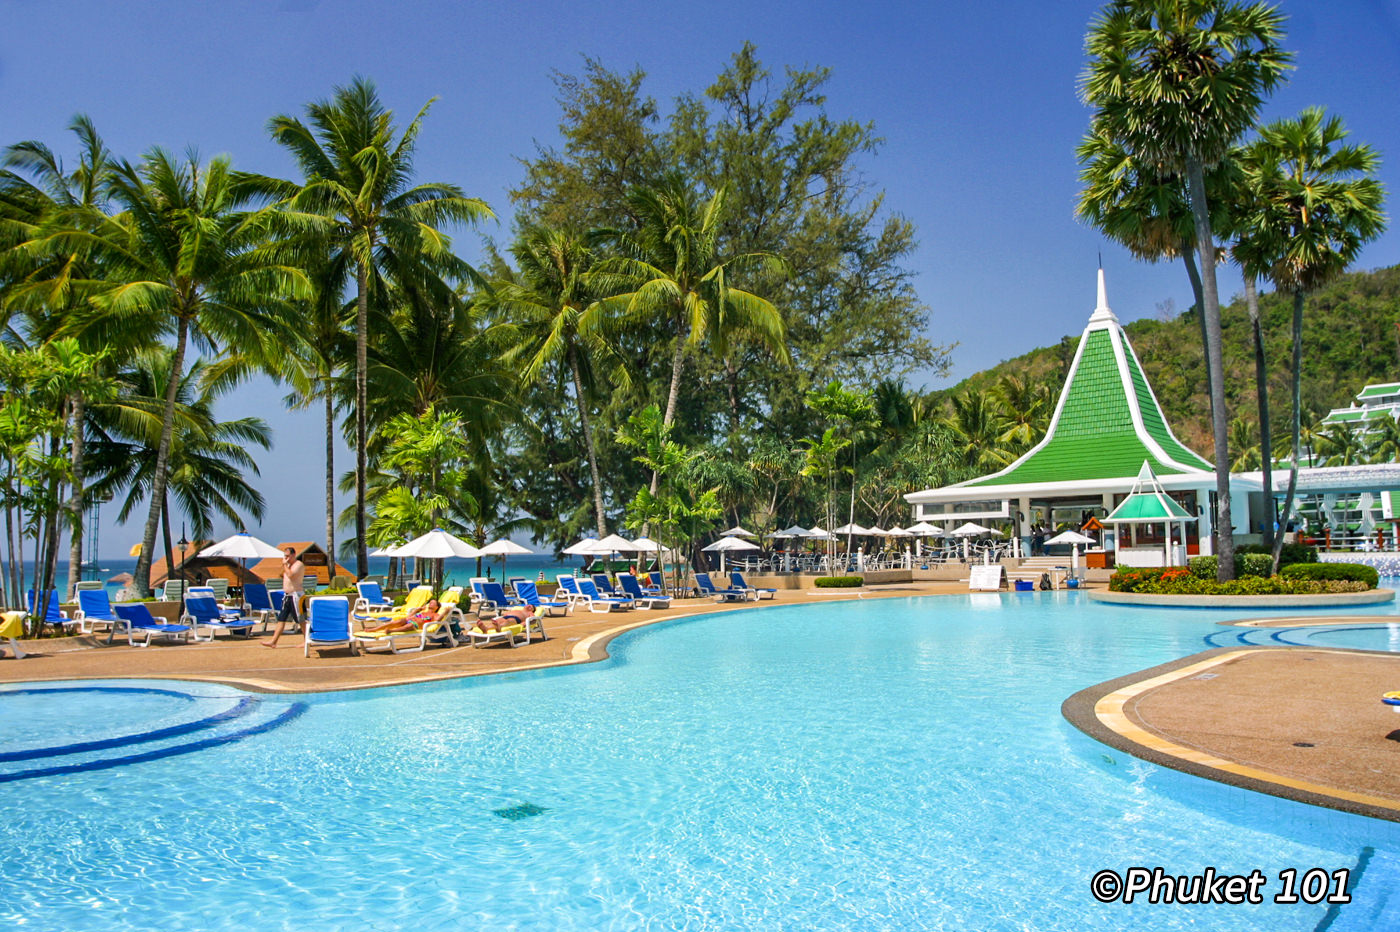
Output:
[
  {"left": 19, "top": 148, "right": 304, "bottom": 595},
  {"left": 258, "top": 76, "right": 493, "bottom": 578},
  {"left": 493, "top": 226, "right": 620, "bottom": 537},
  {"left": 596, "top": 176, "right": 786, "bottom": 441},
  {"left": 1234, "top": 108, "right": 1386, "bottom": 568},
  {"left": 1082, "top": 0, "right": 1291, "bottom": 580}
]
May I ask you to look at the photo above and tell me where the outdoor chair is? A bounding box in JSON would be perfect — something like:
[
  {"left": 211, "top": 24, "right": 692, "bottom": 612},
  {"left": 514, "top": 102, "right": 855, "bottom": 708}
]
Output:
[
  {"left": 304, "top": 596, "right": 355, "bottom": 657},
  {"left": 111, "top": 603, "right": 192, "bottom": 648}
]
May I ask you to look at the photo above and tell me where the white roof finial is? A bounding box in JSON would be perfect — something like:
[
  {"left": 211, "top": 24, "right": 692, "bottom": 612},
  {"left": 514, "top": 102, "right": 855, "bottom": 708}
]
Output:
[{"left": 1089, "top": 265, "right": 1118, "bottom": 325}]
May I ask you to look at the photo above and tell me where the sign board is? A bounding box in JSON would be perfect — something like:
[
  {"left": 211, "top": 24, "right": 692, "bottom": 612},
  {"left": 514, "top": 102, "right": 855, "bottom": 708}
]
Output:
[{"left": 968, "top": 565, "right": 1006, "bottom": 591}]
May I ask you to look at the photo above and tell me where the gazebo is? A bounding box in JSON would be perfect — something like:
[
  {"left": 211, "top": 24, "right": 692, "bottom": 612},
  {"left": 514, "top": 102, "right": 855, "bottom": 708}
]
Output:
[{"left": 1105, "top": 461, "right": 1198, "bottom": 567}]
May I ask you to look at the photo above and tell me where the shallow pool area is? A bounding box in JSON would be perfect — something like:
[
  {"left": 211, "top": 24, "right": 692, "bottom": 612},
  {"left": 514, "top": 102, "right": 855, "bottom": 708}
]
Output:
[{"left": 3, "top": 592, "right": 1400, "bottom": 930}]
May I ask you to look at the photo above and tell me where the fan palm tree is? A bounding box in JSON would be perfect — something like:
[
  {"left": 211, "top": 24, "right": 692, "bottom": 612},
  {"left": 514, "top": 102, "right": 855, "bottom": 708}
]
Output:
[
  {"left": 1082, "top": 0, "right": 1291, "bottom": 580},
  {"left": 258, "top": 76, "right": 493, "bottom": 577},
  {"left": 1235, "top": 108, "right": 1386, "bottom": 568},
  {"left": 493, "top": 226, "right": 619, "bottom": 536}
]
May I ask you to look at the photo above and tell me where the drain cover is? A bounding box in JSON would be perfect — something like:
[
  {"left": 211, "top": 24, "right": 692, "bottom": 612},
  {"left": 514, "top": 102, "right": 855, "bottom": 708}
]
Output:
[
  {"left": 493, "top": 802, "right": 549, "bottom": 821},
  {"left": 1293, "top": 742, "right": 1315, "bottom": 748}
]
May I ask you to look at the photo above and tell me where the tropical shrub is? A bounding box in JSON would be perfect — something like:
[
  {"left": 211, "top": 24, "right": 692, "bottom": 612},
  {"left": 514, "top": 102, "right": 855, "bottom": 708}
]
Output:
[
  {"left": 1110, "top": 565, "right": 1371, "bottom": 595},
  {"left": 814, "top": 576, "right": 864, "bottom": 588},
  {"left": 1280, "top": 562, "right": 1379, "bottom": 588},
  {"left": 1188, "top": 553, "right": 1274, "bottom": 579},
  {"left": 1236, "top": 542, "right": 1317, "bottom": 566}
]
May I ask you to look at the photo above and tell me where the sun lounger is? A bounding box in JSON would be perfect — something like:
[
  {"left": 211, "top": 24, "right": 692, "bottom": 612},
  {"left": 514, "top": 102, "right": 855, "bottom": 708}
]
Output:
[
  {"left": 351, "top": 609, "right": 457, "bottom": 654},
  {"left": 183, "top": 593, "right": 255, "bottom": 641},
  {"left": 25, "top": 589, "right": 78, "bottom": 635},
  {"left": 111, "top": 604, "right": 192, "bottom": 647},
  {"left": 476, "top": 581, "right": 524, "bottom": 617},
  {"left": 464, "top": 620, "right": 523, "bottom": 648},
  {"left": 617, "top": 572, "right": 670, "bottom": 609},
  {"left": 575, "top": 578, "right": 635, "bottom": 613},
  {"left": 353, "top": 581, "right": 396, "bottom": 613},
  {"left": 72, "top": 588, "right": 122, "bottom": 635},
  {"left": 515, "top": 580, "right": 570, "bottom": 617},
  {"left": 241, "top": 583, "right": 277, "bottom": 631},
  {"left": 694, "top": 572, "right": 749, "bottom": 603},
  {"left": 729, "top": 571, "right": 776, "bottom": 600},
  {"left": 352, "top": 585, "right": 432, "bottom": 628},
  {"left": 304, "top": 596, "right": 356, "bottom": 657}
]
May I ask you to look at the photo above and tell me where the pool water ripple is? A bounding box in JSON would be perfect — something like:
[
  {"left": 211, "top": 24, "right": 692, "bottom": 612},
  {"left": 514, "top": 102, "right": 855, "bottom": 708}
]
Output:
[{"left": 3, "top": 593, "right": 1400, "bottom": 930}]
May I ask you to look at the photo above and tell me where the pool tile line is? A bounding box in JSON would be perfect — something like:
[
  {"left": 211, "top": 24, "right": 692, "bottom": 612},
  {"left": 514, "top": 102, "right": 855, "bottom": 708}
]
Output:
[
  {"left": 0, "top": 693, "right": 258, "bottom": 763},
  {"left": 1064, "top": 648, "right": 1400, "bottom": 823}
]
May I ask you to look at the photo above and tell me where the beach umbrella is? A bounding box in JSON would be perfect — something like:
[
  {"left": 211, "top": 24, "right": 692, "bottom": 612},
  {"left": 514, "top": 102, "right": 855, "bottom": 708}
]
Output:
[
  {"left": 477, "top": 538, "right": 535, "bottom": 583},
  {"left": 772, "top": 525, "right": 809, "bottom": 539},
  {"left": 806, "top": 525, "right": 835, "bottom": 540},
  {"left": 832, "top": 522, "right": 871, "bottom": 536},
  {"left": 199, "top": 532, "right": 284, "bottom": 560},
  {"left": 719, "top": 525, "right": 757, "bottom": 538},
  {"left": 866, "top": 526, "right": 889, "bottom": 536},
  {"left": 884, "top": 526, "right": 913, "bottom": 537},
  {"left": 1043, "top": 530, "right": 1098, "bottom": 577},
  {"left": 563, "top": 536, "right": 607, "bottom": 555},
  {"left": 393, "top": 528, "right": 482, "bottom": 559},
  {"left": 595, "top": 533, "right": 637, "bottom": 552},
  {"left": 907, "top": 521, "right": 945, "bottom": 537},
  {"left": 630, "top": 536, "right": 674, "bottom": 572},
  {"left": 950, "top": 522, "right": 994, "bottom": 536},
  {"left": 702, "top": 536, "right": 760, "bottom": 572}
]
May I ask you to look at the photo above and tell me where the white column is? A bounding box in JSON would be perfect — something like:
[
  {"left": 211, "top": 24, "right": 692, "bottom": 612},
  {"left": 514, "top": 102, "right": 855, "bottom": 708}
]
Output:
[{"left": 1198, "top": 488, "right": 1215, "bottom": 556}]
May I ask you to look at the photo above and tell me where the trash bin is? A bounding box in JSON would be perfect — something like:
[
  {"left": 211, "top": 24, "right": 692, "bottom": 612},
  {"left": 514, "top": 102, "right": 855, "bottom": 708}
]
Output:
[
  {"left": 1014, "top": 580, "right": 1034, "bottom": 591},
  {"left": 1065, "top": 578, "right": 1080, "bottom": 589}
]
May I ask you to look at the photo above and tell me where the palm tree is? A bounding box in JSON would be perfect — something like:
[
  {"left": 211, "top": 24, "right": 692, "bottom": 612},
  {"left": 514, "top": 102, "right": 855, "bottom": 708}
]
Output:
[
  {"left": 87, "top": 353, "right": 270, "bottom": 565},
  {"left": 1082, "top": 0, "right": 1291, "bottom": 580},
  {"left": 1313, "top": 423, "right": 1366, "bottom": 468},
  {"left": 259, "top": 76, "right": 493, "bottom": 578},
  {"left": 1367, "top": 417, "right": 1400, "bottom": 465},
  {"left": 1235, "top": 108, "right": 1386, "bottom": 568},
  {"left": 991, "top": 374, "right": 1052, "bottom": 450},
  {"left": 1, "top": 115, "right": 121, "bottom": 598},
  {"left": 494, "top": 226, "right": 618, "bottom": 536},
  {"left": 597, "top": 176, "right": 786, "bottom": 442},
  {"left": 943, "top": 390, "right": 1015, "bottom": 473},
  {"left": 21, "top": 148, "right": 303, "bottom": 595}
]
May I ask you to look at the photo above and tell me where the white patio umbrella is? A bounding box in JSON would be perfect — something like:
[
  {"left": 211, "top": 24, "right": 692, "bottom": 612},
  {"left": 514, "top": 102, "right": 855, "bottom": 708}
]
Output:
[
  {"left": 772, "top": 525, "right": 809, "bottom": 538},
  {"left": 865, "top": 526, "right": 890, "bottom": 536},
  {"left": 907, "top": 521, "right": 946, "bottom": 537},
  {"left": 832, "top": 522, "right": 871, "bottom": 536},
  {"left": 477, "top": 538, "right": 535, "bottom": 582},
  {"left": 629, "top": 536, "right": 675, "bottom": 573},
  {"left": 950, "top": 522, "right": 995, "bottom": 562},
  {"left": 1043, "top": 530, "right": 1098, "bottom": 577},
  {"left": 884, "top": 526, "right": 913, "bottom": 537},
  {"left": 702, "top": 536, "right": 761, "bottom": 572},
  {"left": 595, "top": 533, "right": 637, "bottom": 552},
  {"left": 719, "top": 525, "right": 757, "bottom": 538},
  {"left": 806, "top": 525, "right": 835, "bottom": 540},
  {"left": 198, "top": 531, "right": 283, "bottom": 560},
  {"left": 393, "top": 528, "right": 482, "bottom": 559},
  {"left": 197, "top": 532, "right": 285, "bottom": 592}
]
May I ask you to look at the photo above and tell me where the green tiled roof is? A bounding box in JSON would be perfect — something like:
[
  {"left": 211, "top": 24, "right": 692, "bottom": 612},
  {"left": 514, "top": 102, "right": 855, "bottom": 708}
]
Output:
[
  {"left": 1107, "top": 490, "right": 1193, "bottom": 522},
  {"left": 1357, "top": 383, "right": 1400, "bottom": 399},
  {"left": 1321, "top": 409, "right": 1373, "bottom": 424},
  {"left": 964, "top": 324, "right": 1207, "bottom": 487}
]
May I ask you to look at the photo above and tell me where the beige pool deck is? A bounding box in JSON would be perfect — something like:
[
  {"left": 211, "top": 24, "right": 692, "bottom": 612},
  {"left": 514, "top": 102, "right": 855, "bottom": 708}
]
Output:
[{"left": 6, "top": 583, "right": 1400, "bottom": 821}]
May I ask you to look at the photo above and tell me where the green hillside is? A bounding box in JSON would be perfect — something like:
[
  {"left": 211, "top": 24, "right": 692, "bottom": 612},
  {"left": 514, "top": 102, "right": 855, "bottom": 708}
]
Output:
[{"left": 940, "top": 265, "right": 1400, "bottom": 456}]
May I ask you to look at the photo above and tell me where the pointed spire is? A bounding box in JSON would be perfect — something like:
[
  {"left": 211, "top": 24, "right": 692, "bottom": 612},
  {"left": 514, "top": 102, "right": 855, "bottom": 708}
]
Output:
[{"left": 1089, "top": 266, "right": 1118, "bottom": 325}]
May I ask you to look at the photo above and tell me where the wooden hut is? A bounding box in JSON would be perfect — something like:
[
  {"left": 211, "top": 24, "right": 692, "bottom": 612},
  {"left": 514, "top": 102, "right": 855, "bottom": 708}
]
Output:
[
  {"left": 247, "top": 542, "right": 354, "bottom": 586},
  {"left": 151, "top": 541, "right": 263, "bottom": 588}
]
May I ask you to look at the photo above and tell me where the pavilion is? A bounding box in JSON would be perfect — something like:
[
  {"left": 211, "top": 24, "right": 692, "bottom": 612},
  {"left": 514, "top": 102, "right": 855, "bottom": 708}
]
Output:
[{"left": 905, "top": 271, "right": 1257, "bottom": 567}]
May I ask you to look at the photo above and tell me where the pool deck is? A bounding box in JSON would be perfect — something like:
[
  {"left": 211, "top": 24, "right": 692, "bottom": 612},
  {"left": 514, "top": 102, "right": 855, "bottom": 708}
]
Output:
[{"left": 7, "top": 583, "right": 1400, "bottom": 821}]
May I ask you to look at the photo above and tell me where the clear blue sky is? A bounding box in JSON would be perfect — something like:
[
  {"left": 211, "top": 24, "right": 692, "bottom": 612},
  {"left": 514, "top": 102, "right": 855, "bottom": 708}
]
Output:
[{"left": 4, "top": 0, "right": 1398, "bottom": 556}]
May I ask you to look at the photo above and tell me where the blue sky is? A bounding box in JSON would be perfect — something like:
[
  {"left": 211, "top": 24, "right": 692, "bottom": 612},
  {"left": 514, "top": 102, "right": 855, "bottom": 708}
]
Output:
[{"left": 4, "top": 0, "right": 1399, "bottom": 555}]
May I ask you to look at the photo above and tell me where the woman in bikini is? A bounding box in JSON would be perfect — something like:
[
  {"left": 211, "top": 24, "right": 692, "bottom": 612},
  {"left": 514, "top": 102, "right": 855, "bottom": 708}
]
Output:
[{"left": 362, "top": 598, "right": 445, "bottom": 634}]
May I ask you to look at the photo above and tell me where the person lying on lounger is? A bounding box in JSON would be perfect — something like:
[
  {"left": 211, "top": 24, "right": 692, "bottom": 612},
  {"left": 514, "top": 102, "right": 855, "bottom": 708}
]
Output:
[
  {"left": 362, "top": 599, "right": 446, "bottom": 634},
  {"left": 477, "top": 604, "right": 536, "bottom": 633}
]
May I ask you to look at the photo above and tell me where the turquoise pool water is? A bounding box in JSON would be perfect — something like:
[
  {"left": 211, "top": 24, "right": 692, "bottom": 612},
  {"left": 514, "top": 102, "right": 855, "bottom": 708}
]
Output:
[{"left": 3, "top": 593, "right": 1400, "bottom": 930}]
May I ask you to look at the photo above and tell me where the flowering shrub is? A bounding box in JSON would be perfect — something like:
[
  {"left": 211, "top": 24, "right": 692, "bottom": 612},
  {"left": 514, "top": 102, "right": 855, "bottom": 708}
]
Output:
[{"left": 1109, "top": 567, "right": 1372, "bottom": 595}]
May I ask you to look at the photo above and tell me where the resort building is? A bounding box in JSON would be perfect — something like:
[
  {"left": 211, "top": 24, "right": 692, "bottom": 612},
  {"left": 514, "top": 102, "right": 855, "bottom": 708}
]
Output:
[{"left": 905, "top": 271, "right": 1257, "bottom": 567}]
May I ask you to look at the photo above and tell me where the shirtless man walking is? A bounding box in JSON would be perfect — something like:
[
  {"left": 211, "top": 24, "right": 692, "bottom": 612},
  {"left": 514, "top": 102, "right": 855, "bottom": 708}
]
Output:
[{"left": 261, "top": 547, "right": 305, "bottom": 647}]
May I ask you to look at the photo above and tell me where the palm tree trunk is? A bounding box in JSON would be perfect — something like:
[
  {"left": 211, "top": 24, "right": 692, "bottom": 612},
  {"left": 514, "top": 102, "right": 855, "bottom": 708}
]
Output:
[
  {"left": 724, "top": 355, "right": 741, "bottom": 440},
  {"left": 1243, "top": 275, "right": 1275, "bottom": 556},
  {"left": 1185, "top": 157, "right": 1234, "bottom": 581},
  {"left": 1273, "top": 289, "right": 1307, "bottom": 567},
  {"left": 654, "top": 333, "right": 687, "bottom": 494},
  {"left": 161, "top": 491, "right": 174, "bottom": 589},
  {"left": 569, "top": 347, "right": 607, "bottom": 537},
  {"left": 355, "top": 262, "right": 370, "bottom": 579},
  {"left": 132, "top": 314, "right": 190, "bottom": 597},
  {"left": 1180, "top": 245, "right": 1210, "bottom": 403},
  {"left": 324, "top": 387, "right": 336, "bottom": 575},
  {"left": 65, "top": 392, "right": 85, "bottom": 601}
]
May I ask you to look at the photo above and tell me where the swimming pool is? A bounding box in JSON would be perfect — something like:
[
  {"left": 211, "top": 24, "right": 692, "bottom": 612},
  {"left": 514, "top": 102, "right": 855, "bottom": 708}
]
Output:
[{"left": 3, "top": 593, "right": 1399, "bottom": 930}]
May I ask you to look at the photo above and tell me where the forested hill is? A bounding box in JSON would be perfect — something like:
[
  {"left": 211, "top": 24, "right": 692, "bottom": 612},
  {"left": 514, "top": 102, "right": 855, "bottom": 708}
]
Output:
[{"left": 939, "top": 264, "right": 1400, "bottom": 456}]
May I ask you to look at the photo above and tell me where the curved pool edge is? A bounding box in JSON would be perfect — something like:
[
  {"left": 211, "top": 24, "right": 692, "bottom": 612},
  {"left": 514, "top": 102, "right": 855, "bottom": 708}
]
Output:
[
  {"left": 1063, "top": 646, "right": 1400, "bottom": 824},
  {"left": 1087, "top": 588, "right": 1396, "bottom": 609}
]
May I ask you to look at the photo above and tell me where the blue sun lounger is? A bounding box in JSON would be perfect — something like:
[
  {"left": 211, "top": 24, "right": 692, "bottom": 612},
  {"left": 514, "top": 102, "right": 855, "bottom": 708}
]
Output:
[
  {"left": 729, "top": 571, "right": 776, "bottom": 600},
  {"left": 694, "top": 572, "right": 749, "bottom": 602},
  {"left": 617, "top": 572, "right": 670, "bottom": 609},
  {"left": 111, "top": 603, "right": 192, "bottom": 647},
  {"left": 183, "top": 592, "right": 255, "bottom": 641},
  {"left": 73, "top": 588, "right": 122, "bottom": 635}
]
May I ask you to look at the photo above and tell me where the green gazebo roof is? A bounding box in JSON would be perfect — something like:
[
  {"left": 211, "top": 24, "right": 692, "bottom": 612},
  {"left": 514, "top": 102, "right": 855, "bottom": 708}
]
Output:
[
  {"left": 1107, "top": 462, "right": 1197, "bottom": 523},
  {"left": 962, "top": 272, "right": 1210, "bottom": 489}
]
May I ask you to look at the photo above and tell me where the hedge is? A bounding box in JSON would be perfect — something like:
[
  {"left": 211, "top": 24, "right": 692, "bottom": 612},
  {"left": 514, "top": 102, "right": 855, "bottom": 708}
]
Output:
[
  {"left": 814, "top": 576, "right": 864, "bottom": 588},
  {"left": 1280, "top": 562, "right": 1379, "bottom": 588},
  {"left": 1236, "top": 542, "right": 1318, "bottom": 566},
  {"left": 1188, "top": 553, "right": 1274, "bottom": 579}
]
